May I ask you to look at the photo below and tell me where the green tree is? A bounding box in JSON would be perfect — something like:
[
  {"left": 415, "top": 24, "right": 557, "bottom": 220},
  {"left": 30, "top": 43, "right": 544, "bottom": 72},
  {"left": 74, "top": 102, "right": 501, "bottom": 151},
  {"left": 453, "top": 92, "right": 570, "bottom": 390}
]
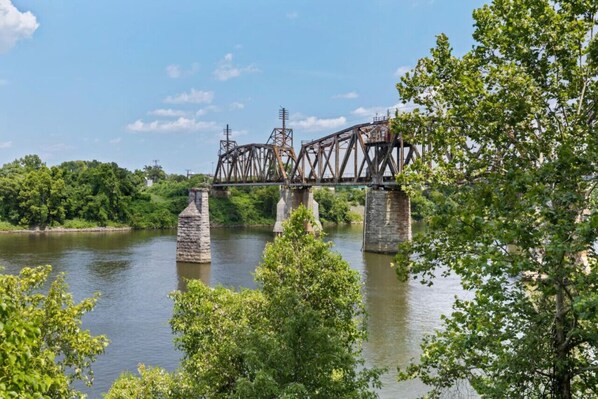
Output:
[
  {"left": 0, "top": 266, "right": 108, "bottom": 398},
  {"left": 253, "top": 206, "right": 381, "bottom": 397},
  {"left": 393, "top": 1, "right": 597, "bottom": 398},
  {"left": 314, "top": 188, "right": 352, "bottom": 224},
  {"left": 144, "top": 164, "right": 166, "bottom": 183},
  {"left": 104, "top": 365, "right": 182, "bottom": 399},
  {"left": 17, "top": 166, "right": 66, "bottom": 227}
]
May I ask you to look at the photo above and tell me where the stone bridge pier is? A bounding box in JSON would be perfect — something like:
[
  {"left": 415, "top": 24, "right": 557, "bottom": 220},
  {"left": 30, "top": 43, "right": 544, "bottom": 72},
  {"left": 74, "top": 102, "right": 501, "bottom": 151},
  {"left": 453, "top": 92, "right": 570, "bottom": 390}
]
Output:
[
  {"left": 273, "top": 187, "right": 322, "bottom": 234},
  {"left": 176, "top": 188, "right": 211, "bottom": 263},
  {"left": 363, "top": 188, "right": 411, "bottom": 253}
]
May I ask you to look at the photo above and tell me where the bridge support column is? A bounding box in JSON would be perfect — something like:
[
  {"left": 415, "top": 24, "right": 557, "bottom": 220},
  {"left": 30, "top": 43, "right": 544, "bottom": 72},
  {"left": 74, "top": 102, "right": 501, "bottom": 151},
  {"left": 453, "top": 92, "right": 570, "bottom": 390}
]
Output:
[
  {"left": 273, "top": 187, "right": 322, "bottom": 234},
  {"left": 363, "top": 188, "right": 411, "bottom": 253},
  {"left": 176, "top": 188, "right": 211, "bottom": 263},
  {"left": 210, "top": 187, "right": 230, "bottom": 198}
]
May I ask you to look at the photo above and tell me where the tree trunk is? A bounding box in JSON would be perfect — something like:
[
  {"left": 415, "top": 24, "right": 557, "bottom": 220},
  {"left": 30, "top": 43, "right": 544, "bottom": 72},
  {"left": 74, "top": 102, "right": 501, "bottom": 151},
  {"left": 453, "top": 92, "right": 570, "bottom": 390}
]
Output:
[{"left": 554, "top": 282, "right": 571, "bottom": 399}]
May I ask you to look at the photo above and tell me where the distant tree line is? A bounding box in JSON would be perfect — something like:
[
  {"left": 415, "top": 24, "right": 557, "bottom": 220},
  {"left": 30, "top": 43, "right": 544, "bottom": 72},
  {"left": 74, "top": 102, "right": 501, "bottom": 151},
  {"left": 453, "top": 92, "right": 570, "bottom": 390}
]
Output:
[
  {"left": 0, "top": 155, "right": 209, "bottom": 229},
  {"left": 0, "top": 155, "right": 372, "bottom": 230}
]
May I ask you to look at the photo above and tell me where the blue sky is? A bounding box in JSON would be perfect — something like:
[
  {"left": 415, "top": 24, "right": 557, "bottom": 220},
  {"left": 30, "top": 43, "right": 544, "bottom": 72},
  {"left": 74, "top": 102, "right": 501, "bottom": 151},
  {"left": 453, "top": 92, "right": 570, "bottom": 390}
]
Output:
[{"left": 1, "top": 0, "right": 486, "bottom": 174}]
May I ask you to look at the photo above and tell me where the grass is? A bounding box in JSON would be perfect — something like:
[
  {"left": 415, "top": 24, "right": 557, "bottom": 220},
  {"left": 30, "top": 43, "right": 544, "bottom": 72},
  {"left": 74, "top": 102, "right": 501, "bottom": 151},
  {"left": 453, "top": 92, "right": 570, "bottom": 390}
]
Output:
[
  {"left": 61, "top": 219, "right": 100, "bottom": 229},
  {"left": 0, "top": 221, "right": 23, "bottom": 231}
]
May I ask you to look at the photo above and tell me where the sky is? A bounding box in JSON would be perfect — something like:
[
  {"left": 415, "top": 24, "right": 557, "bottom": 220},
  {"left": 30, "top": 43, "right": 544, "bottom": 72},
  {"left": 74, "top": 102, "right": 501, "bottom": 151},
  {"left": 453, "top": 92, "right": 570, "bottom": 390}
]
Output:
[{"left": 0, "top": 0, "right": 487, "bottom": 175}]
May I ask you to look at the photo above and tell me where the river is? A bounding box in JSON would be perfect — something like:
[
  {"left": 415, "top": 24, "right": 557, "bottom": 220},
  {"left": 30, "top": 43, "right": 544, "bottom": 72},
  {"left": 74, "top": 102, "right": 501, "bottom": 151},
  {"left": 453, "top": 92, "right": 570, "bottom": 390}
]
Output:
[{"left": 0, "top": 225, "right": 470, "bottom": 398}]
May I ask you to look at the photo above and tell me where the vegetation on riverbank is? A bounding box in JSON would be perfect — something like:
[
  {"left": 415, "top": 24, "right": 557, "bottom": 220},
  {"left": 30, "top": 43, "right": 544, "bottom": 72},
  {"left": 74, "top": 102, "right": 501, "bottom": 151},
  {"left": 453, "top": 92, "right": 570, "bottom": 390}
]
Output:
[{"left": 0, "top": 155, "right": 372, "bottom": 230}]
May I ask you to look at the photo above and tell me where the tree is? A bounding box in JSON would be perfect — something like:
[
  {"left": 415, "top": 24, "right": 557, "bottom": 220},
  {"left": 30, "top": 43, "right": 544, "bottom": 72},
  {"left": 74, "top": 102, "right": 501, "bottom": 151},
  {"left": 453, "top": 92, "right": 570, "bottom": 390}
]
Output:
[
  {"left": 314, "top": 188, "right": 352, "bottom": 224},
  {"left": 393, "top": 1, "right": 598, "bottom": 397},
  {"left": 109, "top": 206, "right": 381, "bottom": 398},
  {"left": 17, "top": 166, "right": 66, "bottom": 227},
  {"left": 144, "top": 164, "right": 166, "bottom": 183},
  {"left": 253, "top": 206, "right": 381, "bottom": 397},
  {"left": 0, "top": 266, "right": 108, "bottom": 398},
  {"left": 104, "top": 365, "right": 181, "bottom": 399}
]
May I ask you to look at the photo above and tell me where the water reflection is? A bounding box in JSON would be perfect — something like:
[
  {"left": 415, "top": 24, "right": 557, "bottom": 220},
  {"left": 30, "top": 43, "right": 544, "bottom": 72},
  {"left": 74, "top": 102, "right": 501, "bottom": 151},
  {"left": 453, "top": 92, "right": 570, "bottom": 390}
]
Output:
[
  {"left": 363, "top": 252, "right": 410, "bottom": 365},
  {"left": 209, "top": 226, "right": 271, "bottom": 289},
  {"left": 176, "top": 262, "right": 211, "bottom": 291}
]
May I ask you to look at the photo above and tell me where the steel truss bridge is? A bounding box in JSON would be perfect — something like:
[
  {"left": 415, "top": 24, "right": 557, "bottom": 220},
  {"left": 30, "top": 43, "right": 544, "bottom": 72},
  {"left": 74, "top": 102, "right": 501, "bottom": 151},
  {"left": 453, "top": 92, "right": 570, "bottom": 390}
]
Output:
[{"left": 213, "top": 112, "right": 425, "bottom": 188}]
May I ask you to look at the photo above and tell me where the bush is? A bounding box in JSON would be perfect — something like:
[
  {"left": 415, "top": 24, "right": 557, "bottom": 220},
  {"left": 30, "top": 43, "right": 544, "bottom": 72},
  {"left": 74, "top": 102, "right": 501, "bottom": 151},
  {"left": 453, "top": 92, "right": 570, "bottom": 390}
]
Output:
[{"left": 0, "top": 266, "right": 108, "bottom": 398}]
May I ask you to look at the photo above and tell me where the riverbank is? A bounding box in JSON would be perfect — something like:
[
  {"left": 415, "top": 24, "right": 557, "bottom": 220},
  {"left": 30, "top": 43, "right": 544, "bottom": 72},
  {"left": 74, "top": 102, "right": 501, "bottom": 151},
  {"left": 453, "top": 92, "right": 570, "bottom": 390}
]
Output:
[{"left": 0, "top": 226, "right": 133, "bottom": 234}]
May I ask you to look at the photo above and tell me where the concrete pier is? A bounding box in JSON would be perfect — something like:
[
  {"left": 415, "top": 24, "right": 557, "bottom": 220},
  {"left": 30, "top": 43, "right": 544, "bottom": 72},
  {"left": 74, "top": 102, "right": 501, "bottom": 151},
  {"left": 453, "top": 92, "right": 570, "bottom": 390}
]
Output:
[
  {"left": 176, "top": 188, "right": 211, "bottom": 263},
  {"left": 210, "top": 187, "right": 230, "bottom": 198},
  {"left": 273, "top": 187, "right": 322, "bottom": 234},
  {"left": 363, "top": 188, "right": 411, "bottom": 253}
]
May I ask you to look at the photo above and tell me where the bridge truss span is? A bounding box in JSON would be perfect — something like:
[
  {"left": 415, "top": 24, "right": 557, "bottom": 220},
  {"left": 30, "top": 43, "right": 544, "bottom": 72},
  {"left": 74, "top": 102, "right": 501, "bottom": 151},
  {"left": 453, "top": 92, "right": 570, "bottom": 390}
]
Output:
[
  {"left": 292, "top": 120, "right": 421, "bottom": 187},
  {"left": 212, "top": 118, "right": 422, "bottom": 188},
  {"left": 213, "top": 143, "right": 297, "bottom": 186}
]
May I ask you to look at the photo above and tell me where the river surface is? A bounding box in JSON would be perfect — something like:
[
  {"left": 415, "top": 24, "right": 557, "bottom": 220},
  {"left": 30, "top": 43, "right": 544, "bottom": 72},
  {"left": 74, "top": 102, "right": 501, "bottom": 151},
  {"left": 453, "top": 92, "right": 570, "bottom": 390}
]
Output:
[{"left": 0, "top": 225, "right": 471, "bottom": 398}]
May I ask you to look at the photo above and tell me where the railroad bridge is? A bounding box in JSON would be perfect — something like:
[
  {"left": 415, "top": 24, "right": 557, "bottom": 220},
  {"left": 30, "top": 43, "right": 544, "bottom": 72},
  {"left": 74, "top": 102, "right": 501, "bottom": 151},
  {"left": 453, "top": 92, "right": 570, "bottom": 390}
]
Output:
[{"left": 177, "top": 109, "right": 425, "bottom": 263}]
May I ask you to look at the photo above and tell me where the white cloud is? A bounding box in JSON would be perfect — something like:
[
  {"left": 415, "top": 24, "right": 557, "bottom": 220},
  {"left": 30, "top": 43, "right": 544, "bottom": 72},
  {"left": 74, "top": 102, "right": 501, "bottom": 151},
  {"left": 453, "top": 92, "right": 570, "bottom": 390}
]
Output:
[
  {"left": 127, "top": 117, "right": 218, "bottom": 133},
  {"left": 229, "top": 101, "right": 245, "bottom": 110},
  {"left": 213, "top": 53, "right": 259, "bottom": 81},
  {"left": 149, "top": 108, "right": 188, "bottom": 117},
  {"left": 166, "top": 64, "right": 181, "bottom": 78},
  {"left": 164, "top": 89, "right": 214, "bottom": 104},
  {"left": 0, "top": 140, "right": 12, "bottom": 148},
  {"left": 352, "top": 106, "right": 388, "bottom": 118},
  {"left": 291, "top": 115, "right": 347, "bottom": 131},
  {"left": 352, "top": 102, "right": 417, "bottom": 118},
  {"left": 394, "top": 66, "right": 412, "bottom": 77},
  {"left": 44, "top": 143, "right": 74, "bottom": 153},
  {"left": 286, "top": 11, "right": 299, "bottom": 19},
  {"left": 109, "top": 137, "right": 122, "bottom": 144},
  {"left": 217, "top": 129, "right": 247, "bottom": 140},
  {"left": 196, "top": 105, "right": 220, "bottom": 116},
  {"left": 333, "top": 91, "right": 358, "bottom": 100},
  {"left": 166, "top": 63, "right": 199, "bottom": 78},
  {"left": 0, "top": 0, "right": 39, "bottom": 53}
]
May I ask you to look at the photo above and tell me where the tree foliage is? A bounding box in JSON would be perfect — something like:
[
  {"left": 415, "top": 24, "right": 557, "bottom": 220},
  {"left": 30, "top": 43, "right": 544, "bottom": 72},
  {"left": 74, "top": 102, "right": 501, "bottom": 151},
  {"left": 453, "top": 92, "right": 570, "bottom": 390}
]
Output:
[
  {"left": 393, "top": 1, "right": 597, "bottom": 398},
  {"left": 207, "top": 186, "right": 276, "bottom": 226},
  {"left": 143, "top": 164, "right": 167, "bottom": 184},
  {"left": 0, "top": 156, "right": 67, "bottom": 227},
  {"left": 0, "top": 266, "right": 108, "bottom": 398},
  {"left": 104, "top": 365, "right": 182, "bottom": 399},
  {"left": 0, "top": 156, "right": 213, "bottom": 229}
]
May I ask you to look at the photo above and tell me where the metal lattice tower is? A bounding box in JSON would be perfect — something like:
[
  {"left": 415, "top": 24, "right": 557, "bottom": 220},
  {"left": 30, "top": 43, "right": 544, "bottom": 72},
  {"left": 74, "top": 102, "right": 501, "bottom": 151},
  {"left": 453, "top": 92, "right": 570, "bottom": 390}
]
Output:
[
  {"left": 219, "top": 124, "right": 237, "bottom": 156},
  {"left": 268, "top": 107, "right": 293, "bottom": 148}
]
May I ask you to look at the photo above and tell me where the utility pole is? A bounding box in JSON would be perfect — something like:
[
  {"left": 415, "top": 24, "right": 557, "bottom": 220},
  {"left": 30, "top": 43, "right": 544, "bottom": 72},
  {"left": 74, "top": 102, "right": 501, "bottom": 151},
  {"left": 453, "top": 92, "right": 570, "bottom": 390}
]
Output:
[{"left": 279, "top": 107, "right": 288, "bottom": 146}]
